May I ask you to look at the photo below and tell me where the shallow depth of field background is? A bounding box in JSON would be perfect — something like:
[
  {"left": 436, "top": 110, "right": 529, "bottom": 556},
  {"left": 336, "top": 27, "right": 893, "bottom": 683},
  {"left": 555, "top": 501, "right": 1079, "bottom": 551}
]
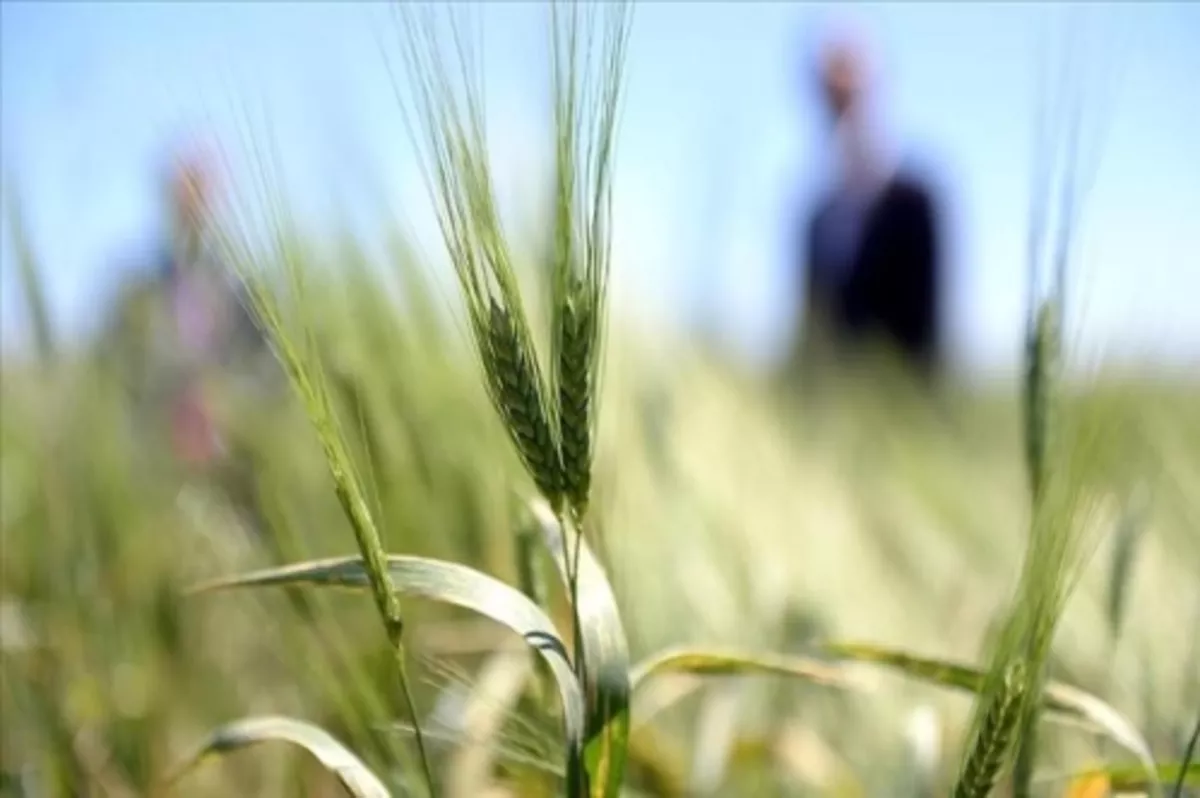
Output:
[{"left": 2, "top": 3, "right": 1198, "bottom": 797}]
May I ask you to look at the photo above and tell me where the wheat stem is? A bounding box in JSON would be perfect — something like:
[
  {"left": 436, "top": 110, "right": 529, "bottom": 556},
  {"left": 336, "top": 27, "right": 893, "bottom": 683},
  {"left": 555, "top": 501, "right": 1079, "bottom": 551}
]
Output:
[
  {"left": 515, "top": 520, "right": 554, "bottom": 709},
  {"left": 1011, "top": 693, "right": 1040, "bottom": 798},
  {"left": 1174, "top": 711, "right": 1200, "bottom": 798},
  {"left": 206, "top": 147, "right": 438, "bottom": 793}
]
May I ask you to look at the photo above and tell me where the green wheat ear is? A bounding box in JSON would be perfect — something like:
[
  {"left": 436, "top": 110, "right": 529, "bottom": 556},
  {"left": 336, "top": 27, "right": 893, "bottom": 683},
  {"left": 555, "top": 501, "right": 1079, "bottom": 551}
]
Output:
[
  {"left": 389, "top": 2, "right": 569, "bottom": 510},
  {"left": 1023, "top": 299, "right": 1060, "bottom": 501},
  {"left": 390, "top": 1, "right": 630, "bottom": 518},
  {"left": 547, "top": 1, "right": 631, "bottom": 519},
  {"left": 557, "top": 278, "right": 596, "bottom": 514},
  {"left": 952, "top": 383, "right": 1116, "bottom": 797},
  {"left": 484, "top": 298, "right": 563, "bottom": 505},
  {"left": 955, "top": 660, "right": 1027, "bottom": 798}
]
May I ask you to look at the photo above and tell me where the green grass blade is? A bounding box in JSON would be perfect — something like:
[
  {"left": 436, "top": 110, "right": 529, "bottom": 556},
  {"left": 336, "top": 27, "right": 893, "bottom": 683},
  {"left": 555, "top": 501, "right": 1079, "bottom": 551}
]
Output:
[
  {"left": 1175, "top": 712, "right": 1200, "bottom": 798},
  {"left": 3, "top": 181, "right": 56, "bottom": 362},
  {"left": 166, "top": 715, "right": 390, "bottom": 798},
  {"left": 191, "top": 554, "right": 586, "bottom": 789},
  {"left": 822, "top": 640, "right": 1157, "bottom": 785},
  {"left": 530, "top": 499, "right": 629, "bottom": 798}
]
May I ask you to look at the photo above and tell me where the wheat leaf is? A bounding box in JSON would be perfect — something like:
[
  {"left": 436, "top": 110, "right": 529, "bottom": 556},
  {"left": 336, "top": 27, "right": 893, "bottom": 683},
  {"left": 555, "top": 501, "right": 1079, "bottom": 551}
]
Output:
[
  {"left": 191, "top": 555, "right": 586, "bottom": 784},
  {"left": 630, "top": 648, "right": 851, "bottom": 695},
  {"left": 822, "top": 640, "right": 1157, "bottom": 786},
  {"left": 530, "top": 499, "right": 629, "bottom": 798},
  {"left": 166, "top": 715, "right": 390, "bottom": 798}
]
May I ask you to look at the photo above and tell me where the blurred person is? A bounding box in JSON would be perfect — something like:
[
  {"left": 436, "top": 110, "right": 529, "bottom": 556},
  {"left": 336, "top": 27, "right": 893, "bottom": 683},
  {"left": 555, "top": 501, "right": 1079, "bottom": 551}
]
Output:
[
  {"left": 789, "top": 26, "right": 946, "bottom": 389},
  {"left": 101, "top": 142, "right": 271, "bottom": 470}
]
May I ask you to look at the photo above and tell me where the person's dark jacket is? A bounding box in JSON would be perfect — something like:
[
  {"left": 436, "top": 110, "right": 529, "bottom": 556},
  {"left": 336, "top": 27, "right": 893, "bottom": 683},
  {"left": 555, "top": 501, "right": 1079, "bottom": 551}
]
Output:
[{"left": 803, "top": 170, "right": 942, "bottom": 379}]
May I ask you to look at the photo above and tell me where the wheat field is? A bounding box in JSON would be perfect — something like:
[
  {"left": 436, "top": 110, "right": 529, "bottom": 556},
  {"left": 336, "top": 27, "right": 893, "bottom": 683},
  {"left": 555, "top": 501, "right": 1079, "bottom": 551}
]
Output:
[{"left": 2, "top": 4, "right": 1199, "bottom": 797}]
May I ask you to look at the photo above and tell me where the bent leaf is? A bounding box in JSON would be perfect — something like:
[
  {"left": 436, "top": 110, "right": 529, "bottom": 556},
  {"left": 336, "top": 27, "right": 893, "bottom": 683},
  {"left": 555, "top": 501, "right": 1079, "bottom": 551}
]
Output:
[
  {"left": 630, "top": 647, "right": 850, "bottom": 693},
  {"left": 192, "top": 555, "right": 586, "bottom": 785},
  {"left": 823, "top": 640, "right": 1157, "bottom": 791},
  {"left": 165, "top": 715, "right": 389, "bottom": 798},
  {"left": 627, "top": 646, "right": 856, "bottom": 731},
  {"left": 531, "top": 499, "right": 630, "bottom": 798}
]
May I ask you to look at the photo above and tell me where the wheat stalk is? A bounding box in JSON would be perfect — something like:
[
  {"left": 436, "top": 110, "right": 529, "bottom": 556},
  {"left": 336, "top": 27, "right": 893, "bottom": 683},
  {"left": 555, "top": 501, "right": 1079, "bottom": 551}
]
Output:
[
  {"left": 389, "top": 12, "right": 633, "bottom": 777},
  {"left": 1012, "top": 15, "right": 1116, "bottom": 794},
  {"left": 952, "top": 386, "right": 1113, "bottom": 797},
  {"left": 202, "top": 120, "right": 438, "bottom": 791}
]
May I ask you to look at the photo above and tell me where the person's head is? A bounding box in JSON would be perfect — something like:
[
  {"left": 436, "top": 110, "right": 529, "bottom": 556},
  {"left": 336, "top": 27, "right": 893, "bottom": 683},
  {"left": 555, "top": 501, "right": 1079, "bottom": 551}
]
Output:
[
  {"left": 815, "top": 27, "right": 872, "bottom": 127},
  {"left": 809, "top": 22, "right": 896, "bottom": 191},
  {"left": 158, "top": 133, "right": 223, "bottom": 246},
  {"left": 167, "top": 150, "right": 214, "bottom": 231}
]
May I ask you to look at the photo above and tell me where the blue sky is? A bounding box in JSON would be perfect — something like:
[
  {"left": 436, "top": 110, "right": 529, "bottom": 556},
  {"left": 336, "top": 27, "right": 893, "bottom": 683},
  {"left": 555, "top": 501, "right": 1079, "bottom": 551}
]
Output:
[{"left": 3, "top": 1, "right": 1198, "bottom": 376}]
